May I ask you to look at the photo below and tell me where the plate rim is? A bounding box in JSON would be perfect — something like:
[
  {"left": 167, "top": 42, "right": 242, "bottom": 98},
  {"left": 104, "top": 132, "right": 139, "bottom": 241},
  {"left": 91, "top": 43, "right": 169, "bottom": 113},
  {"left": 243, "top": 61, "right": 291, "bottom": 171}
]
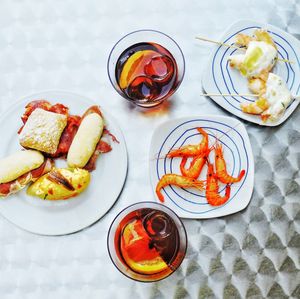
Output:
[{"left": 0, "top": 90, "right": 128, "bottom": 235}]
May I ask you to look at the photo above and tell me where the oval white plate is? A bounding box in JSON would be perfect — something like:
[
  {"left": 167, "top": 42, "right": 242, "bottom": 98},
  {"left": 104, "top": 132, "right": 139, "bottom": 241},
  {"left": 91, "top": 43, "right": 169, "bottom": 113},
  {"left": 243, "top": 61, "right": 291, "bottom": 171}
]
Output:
[
  {"left": 202, "top": 19, "right": 300, "bottom": 126},
  {"left": 149, "top": 115, "right": 254, "bottom": 219},
  {"left": 0, "top": 91, "right": 128, "bottom": 235}
]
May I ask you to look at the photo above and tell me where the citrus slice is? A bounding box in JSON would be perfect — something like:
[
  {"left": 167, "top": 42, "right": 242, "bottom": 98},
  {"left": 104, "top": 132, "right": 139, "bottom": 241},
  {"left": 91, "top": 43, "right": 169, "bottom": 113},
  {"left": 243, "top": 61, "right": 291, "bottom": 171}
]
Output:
[
  {"left": 121, "top": 219, "right": 168, "bottom": 275},
  {"left": 119, "top": 50, "right": 157, "bottom": 89}
]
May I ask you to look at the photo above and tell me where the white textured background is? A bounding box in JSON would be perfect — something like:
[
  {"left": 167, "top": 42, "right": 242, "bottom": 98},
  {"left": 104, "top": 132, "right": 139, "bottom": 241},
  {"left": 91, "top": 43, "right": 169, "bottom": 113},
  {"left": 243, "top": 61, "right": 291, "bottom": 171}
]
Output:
[{"left": 0, "top": 0, "right": 299, "bottom": 298}]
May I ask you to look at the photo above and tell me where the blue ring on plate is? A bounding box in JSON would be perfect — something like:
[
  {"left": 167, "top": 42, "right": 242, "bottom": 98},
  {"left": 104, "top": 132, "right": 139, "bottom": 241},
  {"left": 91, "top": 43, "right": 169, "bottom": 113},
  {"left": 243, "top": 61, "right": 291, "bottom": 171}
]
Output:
[
  {"left": 269, "top": 30, "right": 300, "bottom": 94},
  {"left": 212, "top": 25, "right": 300, "bottom": 112},
  {"left": 156, "top": 119, "right": 249, "bottom": 214}
]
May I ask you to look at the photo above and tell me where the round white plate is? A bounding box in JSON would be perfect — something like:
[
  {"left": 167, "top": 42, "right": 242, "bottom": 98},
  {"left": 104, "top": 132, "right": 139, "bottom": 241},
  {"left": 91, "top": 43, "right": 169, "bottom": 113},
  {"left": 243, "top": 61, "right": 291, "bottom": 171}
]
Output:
[
  {"left": 149, "top": 115, "right": 254, "bottom": 219},
  {"left": 0, "top": 91, "right": 128, "bottom": 235},
  {"left": 202, "top": 19, "right": 300, "bottom": 126}
]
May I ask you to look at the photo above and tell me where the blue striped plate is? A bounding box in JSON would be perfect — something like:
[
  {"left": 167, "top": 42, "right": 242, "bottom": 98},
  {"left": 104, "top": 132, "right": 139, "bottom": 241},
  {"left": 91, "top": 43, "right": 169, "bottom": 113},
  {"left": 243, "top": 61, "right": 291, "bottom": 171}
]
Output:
[
  {"left": 149, "top": 115, "right": 254, "bottom": 219},
  {"left": 202, "top": 19, "right": 300, "bottom": 126}
]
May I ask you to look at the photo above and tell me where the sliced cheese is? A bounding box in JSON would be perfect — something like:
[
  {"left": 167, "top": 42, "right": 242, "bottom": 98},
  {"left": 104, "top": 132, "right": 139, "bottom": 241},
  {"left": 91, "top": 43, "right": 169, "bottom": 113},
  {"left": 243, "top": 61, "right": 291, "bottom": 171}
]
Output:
[
  {"left": 0, "top": 150, "right": 44, "bottom": 184},
  {"left": 67, "top": 113, "right": 104, "bottom": 168}
]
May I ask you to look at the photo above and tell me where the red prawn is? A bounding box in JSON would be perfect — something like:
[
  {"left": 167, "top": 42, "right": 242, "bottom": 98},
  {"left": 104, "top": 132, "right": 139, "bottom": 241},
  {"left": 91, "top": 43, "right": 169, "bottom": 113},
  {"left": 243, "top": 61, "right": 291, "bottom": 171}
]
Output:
[
  {"left": 167, "top": 128, "right": 209, "bottom": 158},
  {"left": 156, "top": 174, "right": 205, "bottom": 203},
  {"left": 179, "top": 149, "right": 210, "bottom": 180},
  {"left": 214, "top": 143, "right": 245, "bottom": 184},
  {"left": 206, "top": 162, "right": 231, "bottom": 206}
]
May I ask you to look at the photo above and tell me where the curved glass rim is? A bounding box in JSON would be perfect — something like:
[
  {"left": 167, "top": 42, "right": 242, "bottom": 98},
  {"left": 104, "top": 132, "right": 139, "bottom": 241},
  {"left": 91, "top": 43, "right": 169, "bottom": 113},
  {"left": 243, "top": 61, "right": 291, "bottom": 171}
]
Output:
[
  {"left": 107, "top": 29, "right": 186, "bottom": 105},
  {"left": 106, "top": 201, "right": 188, "bottom": 283}
]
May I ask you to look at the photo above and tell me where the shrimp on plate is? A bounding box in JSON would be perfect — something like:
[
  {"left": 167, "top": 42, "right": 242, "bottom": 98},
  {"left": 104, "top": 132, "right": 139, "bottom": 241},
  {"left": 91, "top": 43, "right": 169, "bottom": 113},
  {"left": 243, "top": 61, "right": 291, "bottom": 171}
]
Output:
[
  {"left": 180, "top": 149, "right": 210, "bottom": 180},
  {"left": 206, "top": 162, "right": 231, "bottom": 206},
  {"left": 167, "top": 128, "right": 209, "bottom": 158},
  {"left": 155, "top": 174, "right": 205, "bottom": 203},
  {"left": 214, "top": 143, "right": 245, "bottom": 184}
]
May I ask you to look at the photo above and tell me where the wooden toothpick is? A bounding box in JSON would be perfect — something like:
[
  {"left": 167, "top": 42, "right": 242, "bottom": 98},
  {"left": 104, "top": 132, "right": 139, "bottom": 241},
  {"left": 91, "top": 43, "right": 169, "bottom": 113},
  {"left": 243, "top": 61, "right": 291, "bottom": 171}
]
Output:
[
  {"left": 200, "top": 92, "right": 300, "bottom": 100},
  {"left": 200, "top": 93, "right": 260, "bottom": 98},
  {"left": 195, "top": 36, "right": 242, "bottom": 50},
  {"left": 195, "top": 36, "right": 294, "bottom": 64}
]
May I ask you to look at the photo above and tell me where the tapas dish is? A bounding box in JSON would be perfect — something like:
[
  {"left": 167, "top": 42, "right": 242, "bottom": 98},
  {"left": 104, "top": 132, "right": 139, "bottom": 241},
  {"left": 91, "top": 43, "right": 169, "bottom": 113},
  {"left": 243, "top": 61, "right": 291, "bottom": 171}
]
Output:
[
  {"left": 2, "top": 100, "right": 113, "bottom": 200},
  {"left": 0, "top": 91, "right": 127, "bottom": 235},
  {"left": 149, "top": 116, "right": 254, "bottom": 219},
  {"left": 0, "top": 150, "right": 53, "bottom": 197},
  {"left": 201, "top": 20, "right": 300, "bottom": 126}
]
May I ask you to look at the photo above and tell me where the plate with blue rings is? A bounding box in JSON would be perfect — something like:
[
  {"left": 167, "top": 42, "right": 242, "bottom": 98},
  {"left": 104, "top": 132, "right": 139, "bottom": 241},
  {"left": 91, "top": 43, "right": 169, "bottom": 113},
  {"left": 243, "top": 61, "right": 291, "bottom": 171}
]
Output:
[
  {"left": 149, "top": 115, "right": 254, "bottom": 219},
  {"left": 202, "top": 19, "right": 300, "bottom": 126}
]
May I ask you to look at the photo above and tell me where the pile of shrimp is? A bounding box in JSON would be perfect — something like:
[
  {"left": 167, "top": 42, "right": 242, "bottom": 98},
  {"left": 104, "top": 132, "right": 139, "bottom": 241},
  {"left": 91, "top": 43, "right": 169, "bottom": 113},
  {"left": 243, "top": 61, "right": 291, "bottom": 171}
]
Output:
[{"left": 156, "top": 128, "right": 245, "bottom": 206}]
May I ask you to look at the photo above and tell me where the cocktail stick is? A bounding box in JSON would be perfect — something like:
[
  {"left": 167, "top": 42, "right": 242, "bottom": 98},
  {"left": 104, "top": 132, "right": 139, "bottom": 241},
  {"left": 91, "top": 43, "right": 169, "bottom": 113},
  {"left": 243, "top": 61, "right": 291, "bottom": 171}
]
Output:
[
  {"left": 200, "top": 92, "right": 259, "bottom": 97},
  {"left": 195, "top": 36, "right": 242, "bottom": 50},
  {"left": 195, "top": 36, "right": 294, "bottom": 64},
  {"left": 200, "top": 92, "right": 300, "bottom": 99}
]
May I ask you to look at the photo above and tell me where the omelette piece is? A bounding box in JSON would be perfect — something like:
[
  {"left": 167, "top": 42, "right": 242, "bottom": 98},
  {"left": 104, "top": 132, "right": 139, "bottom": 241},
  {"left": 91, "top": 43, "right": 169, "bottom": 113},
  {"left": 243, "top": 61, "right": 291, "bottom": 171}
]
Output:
[{"left": 27, "top": 168, "right": 90, "bottom": 200}]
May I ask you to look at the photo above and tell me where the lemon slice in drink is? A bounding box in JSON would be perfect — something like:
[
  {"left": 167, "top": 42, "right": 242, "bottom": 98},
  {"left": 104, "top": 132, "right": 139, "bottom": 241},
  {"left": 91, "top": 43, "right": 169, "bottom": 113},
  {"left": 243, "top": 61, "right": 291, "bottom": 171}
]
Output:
[{"left": 121, "top": 219, "right": 168, "bottom": 275}]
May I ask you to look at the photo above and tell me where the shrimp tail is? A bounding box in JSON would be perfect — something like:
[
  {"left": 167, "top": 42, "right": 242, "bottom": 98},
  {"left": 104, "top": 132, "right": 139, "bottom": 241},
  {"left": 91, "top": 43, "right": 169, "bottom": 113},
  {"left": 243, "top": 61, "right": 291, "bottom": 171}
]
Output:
[
  {"left": 237, "top": 169, "right": 246, "bottom": 181},
  {"left": 156, "top": 188, "right": 165, "bottom": 203},
  {"left": 197, "top": 128, "right": 206, "bottom": 135},
  {"left": 155, "top": 180, "right": 165, "bottom": 202},
  {"left": 217, "top": 169, "right": 246, "bottom": 184},
  {"left": 193, "top": 180, "right": 206, "bottom": 190}
]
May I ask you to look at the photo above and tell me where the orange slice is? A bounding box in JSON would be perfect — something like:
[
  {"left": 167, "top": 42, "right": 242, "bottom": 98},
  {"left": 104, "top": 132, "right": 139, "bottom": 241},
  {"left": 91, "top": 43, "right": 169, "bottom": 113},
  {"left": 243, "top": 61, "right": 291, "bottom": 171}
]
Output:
[
  {"left": 121, "top": 219, "right": 168, "bottom": 275},
  {"left": 119, "top": 50, "right": 157, "bottom": 89}
]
